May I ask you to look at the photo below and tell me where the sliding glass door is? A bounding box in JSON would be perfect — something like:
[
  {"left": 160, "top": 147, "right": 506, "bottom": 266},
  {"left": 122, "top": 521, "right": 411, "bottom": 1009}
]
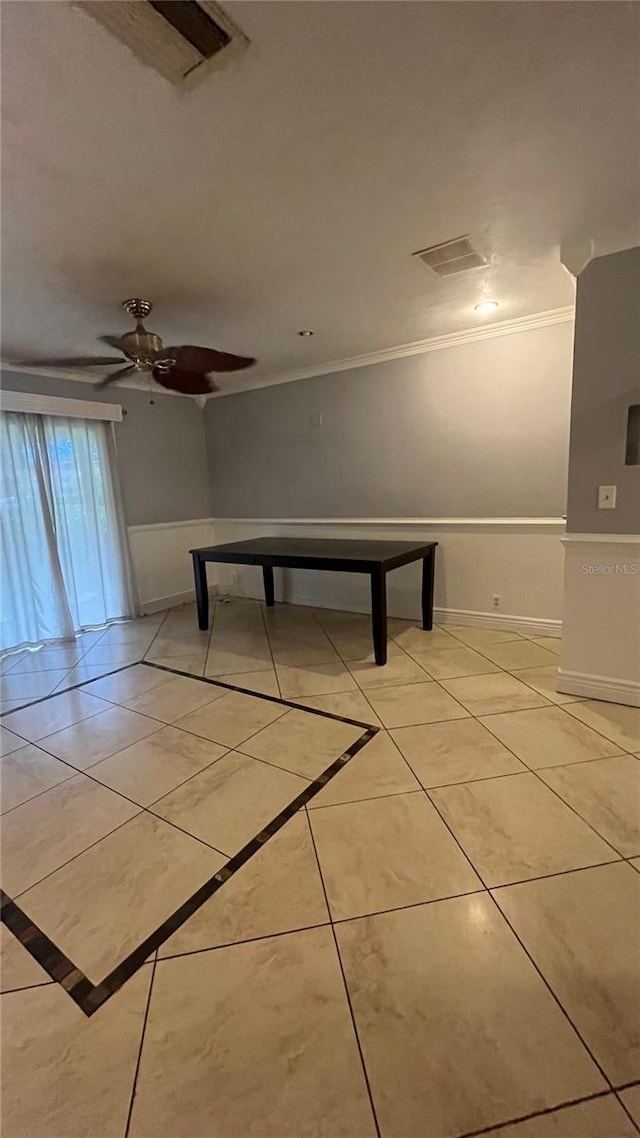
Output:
[{"left": 0, "top": 411, "right": 137, "bottom": 651}]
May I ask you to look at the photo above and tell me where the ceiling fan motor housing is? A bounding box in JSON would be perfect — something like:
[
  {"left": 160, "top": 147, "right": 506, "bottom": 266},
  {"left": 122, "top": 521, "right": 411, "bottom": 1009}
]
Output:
[{"left": 121, "top": 299, "right": 171, "bottom": 369}]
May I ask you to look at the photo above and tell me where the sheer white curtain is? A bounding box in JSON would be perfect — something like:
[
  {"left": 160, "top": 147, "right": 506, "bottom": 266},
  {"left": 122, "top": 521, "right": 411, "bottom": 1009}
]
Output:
[{"left": 0, "top": 411, "right": 137, "bottom": 651}]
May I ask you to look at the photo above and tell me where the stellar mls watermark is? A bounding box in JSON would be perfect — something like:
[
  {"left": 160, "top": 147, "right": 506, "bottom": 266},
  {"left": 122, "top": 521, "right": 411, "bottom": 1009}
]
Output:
[{"left": 581, "top": 563, "right": 639, "bottom": 575}]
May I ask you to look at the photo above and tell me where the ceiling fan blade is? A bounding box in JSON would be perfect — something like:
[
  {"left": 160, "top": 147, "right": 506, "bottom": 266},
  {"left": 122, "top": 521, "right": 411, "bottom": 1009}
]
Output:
[
  {"left": 165, "top": 345, "right": 256, "bottom": 373},
  {"left": 152, "top": 366, "right": 218, "bottom": 396},
  {"left": 99, "top": 335, "right": 137, "bottom": 359},
  {"left": 16, "top": 355, "right": 124, "bottom": 368},
  {"left": 95, "top": 365, "right": 137, "bottom": 389}
]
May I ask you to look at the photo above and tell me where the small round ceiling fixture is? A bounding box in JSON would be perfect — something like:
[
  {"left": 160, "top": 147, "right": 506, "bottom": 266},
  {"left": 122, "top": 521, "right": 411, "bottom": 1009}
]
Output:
[
  {"left": 297, "top": 329, "right": 315, "bottom": 336},
  {"left": 474, "top": 300, "right": 499, "bottom": 315}
]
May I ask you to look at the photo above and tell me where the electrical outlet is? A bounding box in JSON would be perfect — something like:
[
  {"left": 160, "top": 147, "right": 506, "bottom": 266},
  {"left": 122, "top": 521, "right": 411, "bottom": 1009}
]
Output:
[
  {"left": 230, "top": 570, "right": 239, "bottom": 585},
  {"left": 492, "top": 594, "right": 500, "bottom": 608},
  {"left": 598, "top": 485, "right": 617, "bottom": 509}
]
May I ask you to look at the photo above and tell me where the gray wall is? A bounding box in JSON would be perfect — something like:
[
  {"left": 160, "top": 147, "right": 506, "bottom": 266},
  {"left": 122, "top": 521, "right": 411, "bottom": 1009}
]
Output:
[
  {"left": 566, "top": 247, "right": 640, "bottom": 535},
  {"left": 0, "top": 372, "right": 211, "bottom": 526},
  {"left": 205, "top": 322, "right": 574, "bottom": 518}
]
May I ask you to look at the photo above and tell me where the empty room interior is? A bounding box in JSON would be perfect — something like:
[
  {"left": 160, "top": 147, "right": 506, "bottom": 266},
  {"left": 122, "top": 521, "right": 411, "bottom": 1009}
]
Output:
[{"left": 1, "top": 2, "right": 640, "bottom": 1136}]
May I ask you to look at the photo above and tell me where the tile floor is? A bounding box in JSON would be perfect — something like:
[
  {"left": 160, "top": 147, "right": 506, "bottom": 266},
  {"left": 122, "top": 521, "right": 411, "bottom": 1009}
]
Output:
[{"left": 1, "top": 599, "right": 639, "bottom": 1138}]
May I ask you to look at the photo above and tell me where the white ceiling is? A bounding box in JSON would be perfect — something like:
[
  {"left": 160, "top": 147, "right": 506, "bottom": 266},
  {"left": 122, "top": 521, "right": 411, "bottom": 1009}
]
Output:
[{"left": 1, "top": 1, "right": 639, "bottom": 394}]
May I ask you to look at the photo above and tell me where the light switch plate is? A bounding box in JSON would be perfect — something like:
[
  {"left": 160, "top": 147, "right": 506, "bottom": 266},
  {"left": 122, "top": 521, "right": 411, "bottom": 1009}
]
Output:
[{"left": 598, "top": 485, "right": 617, "bottom": 509}]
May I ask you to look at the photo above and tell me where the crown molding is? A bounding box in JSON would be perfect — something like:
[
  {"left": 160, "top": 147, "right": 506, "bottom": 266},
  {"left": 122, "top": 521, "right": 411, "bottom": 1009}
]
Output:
[
  {"left": 2, "top": 306, "right": 574, "bottom": 402},
  {"left": 0, "top": 362, "right": 186, "bottom": 397},
  {"left": 209, "top": 306, "right": 575, "bottom": 399}
]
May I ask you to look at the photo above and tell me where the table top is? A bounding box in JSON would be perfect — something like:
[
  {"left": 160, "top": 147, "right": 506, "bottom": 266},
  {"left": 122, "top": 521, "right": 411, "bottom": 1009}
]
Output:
[{"left": 191, "top": 536, "right": 437, "bottom": 569}]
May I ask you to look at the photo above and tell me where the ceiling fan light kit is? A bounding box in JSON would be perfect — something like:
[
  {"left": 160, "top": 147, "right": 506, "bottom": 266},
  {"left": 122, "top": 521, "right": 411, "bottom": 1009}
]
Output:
[{"left": 17, "top": 299, "right": 256, "bottom": 397}]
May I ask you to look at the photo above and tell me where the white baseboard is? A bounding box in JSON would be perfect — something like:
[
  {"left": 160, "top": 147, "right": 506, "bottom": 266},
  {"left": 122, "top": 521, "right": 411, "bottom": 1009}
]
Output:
[
  {"left": 218, "top": 585, "right": 562, "bottom": 639},
  {"left": 139, "top": 586, "right": 217, "bottom": 616},
  {"left": 557, "top": 668, "right": 640, "bottom": 707},
  {"left": 434, "top": 607, "right": 562, "bottom": 637}
]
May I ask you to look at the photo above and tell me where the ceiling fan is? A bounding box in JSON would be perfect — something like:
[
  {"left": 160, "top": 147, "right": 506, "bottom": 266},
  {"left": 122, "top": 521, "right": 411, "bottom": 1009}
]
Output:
[{"left": 18, "top": 299, "right": 256, "bottom": 395}]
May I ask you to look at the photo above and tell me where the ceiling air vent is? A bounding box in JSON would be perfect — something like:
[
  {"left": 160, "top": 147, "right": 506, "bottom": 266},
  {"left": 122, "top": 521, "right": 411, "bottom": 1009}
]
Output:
[
  {"left": 78, "top": 1, "right": 249, "bottom": 88},
  {"left": 413, "top": 236, "right": 486, "bottom": 277}
]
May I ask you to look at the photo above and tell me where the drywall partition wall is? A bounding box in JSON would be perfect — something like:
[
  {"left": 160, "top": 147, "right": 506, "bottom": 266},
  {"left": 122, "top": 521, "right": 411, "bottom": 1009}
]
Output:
[
  {"left": 558, "top": 247, "right": 640, "bottom": 706},
  {"left": 565, "top": 246, "right": 640, "bottom": 535},
  {"left": 0, "top": 370, "right": 213, "bottom": 609},
  {"left": 204, "top": 320, "right": 573, "bottom": 627},
  {"left": 204, "top": 321, "right": 574, "bottom": 519},
  {"left": 0, "top": 371, "right": 210, "bottom": 526}
]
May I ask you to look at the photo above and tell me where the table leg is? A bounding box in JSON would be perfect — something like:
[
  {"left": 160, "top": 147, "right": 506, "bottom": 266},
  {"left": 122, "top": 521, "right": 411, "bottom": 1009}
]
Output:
[
  {"left": 371, "top": 568, "right": 388, "bottom": 665},
  {"left": 262, "top": 565, "right": 275, "bottom": 607},
  {"left": 192, "top": 554, "right": 209, "bottom": 631},
  {"left": 421, "top": 548, "right": 435, "bottom": 631}
]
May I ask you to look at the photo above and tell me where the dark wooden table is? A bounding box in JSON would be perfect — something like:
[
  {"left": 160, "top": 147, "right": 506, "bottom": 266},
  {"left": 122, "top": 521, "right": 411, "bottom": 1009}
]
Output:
[{"left": 190, "top": 537, "right": 438, "bottom": 665}]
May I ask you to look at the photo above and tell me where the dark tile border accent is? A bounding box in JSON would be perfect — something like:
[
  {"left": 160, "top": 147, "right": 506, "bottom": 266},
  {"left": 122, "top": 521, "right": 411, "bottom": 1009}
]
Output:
[{"left": 1, "top": 662, "right": 377, "bottom": 1016}]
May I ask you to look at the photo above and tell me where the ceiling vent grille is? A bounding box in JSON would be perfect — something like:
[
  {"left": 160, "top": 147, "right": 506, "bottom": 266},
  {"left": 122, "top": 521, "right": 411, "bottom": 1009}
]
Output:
[
  {"left": 78, "top": 1, "right": 249, "bottom": 88},
  {"left": 413, "top": 236, "right": 486, "bottom": 277}
]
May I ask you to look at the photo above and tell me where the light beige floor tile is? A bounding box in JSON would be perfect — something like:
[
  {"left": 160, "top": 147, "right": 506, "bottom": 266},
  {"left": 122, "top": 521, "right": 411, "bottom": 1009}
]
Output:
[
  {"left": 130, "top": 927, "right": 377, "bottom": 1138},
  {"left": 270, "top": 634, "right": 340, "bottom": 667},
  {"left": 494, "top": 862, "right": 640, "bottom": 1085},
  {"left": 1, "top": 668, "right": 72, "bottom": 702},
  {"left": 80, "top": 663, "right": 174, "bottom": 704},
  {"left": 336, "top": 895, "right": 604, "bottom": 1138},
  {"left": 0, "top": 649, "right": 29, "bottom": 674},
  {"left": 619, "top": 1085, "right": 640, "bottom": 1126},
  {"left": 407, "top": 645, "right": 502, "bottom": 678},
  {"left": 530, "top": 636, "right": 562, "bottom": 655},
  {"left": 326, "top": 634, "right": 405, "bottom": 663},
  {"left": 347, "top": 651, "right": 429, "bottom": 690},
  {"left": 479, "top": 706, "right": 622, "bottom": 769},
  {"left": 215, "top": 668, "right": 280, "bottom": 697},
  {"left": 388, "top": 623, "right": 458, "bottom": 652},
  {"left": 40, "top": 705, "right": 162, "bottom": 770},
  {"left": 629, "top": 856, "right": 640, "bottom": 872},
  {"left": 440, "top": 672, "right": 550, "bottom": 715},
  {"left": 143, "top": 650, "right": 207, "bottom": 674},
  {"left": 310, "top": 792, "right": 481, "bottom": 920},
  {"left": 276, "top": 660, "right": 357, "bottom": 699},
  {"left": 2, "top": 688, "right": 109, "bottom": 743},
  {"left": 511, "top": 665, "right": 583, "bottom": 705},
  {"left": 205, "top": 638, "right": 273, "bottom": 676},
  {"left": 1, "top": 742, "right": 74, "bottom": 813},
  {"left": 97, "top": 616, "right": 163, "bottom": 643},
  {"left": 313, "top": 607, "right": 370, "bottom": 632},
  {"left": 8, "top": 645, "right": 88, "bottom": 673},
  {"left": 0, "top": 699, "right": 27, "bottom": 713},
  {"left": 539, "top": 755, "right": 640, "bottom": 857},
  {"left": 2, "top": 968, "right": 151, "bottom": 1138},
  {"left": 148, "top": 634, "right": 210, "bottom": 660},
  {"left": 21, "top": 813, "right": 224, "bottom": 983},
  {"left": 80, "top": 643, "right": 143, "bottom": 666},
  {"left": 1, "top": 924, "right": 51, "bottom": 992},
  {"left": 121, "top": 673, "right": 225, "bottom": 722},
  {"left": 479, "top": 1094, "right": 636, "bottom": 1137},
  {"left": 392, "top": 718, "right": 525, "bottom": 787},
  {"left": 54, "top": 663, "right": 124, "bottom": 688},
  {"left": 89, "top": 726, "right": 227, "bottom": 806},
  {"left": 160, "top": 813, "right": 329, "bottom": 956},
  {"left": 240, "top": 708, "right": 363, "bottom": 779},
  {"left": 1, "top": 774, "right": 139, "bottom": 895},
  {"left": 366, "top": 680, "right": 470, "bottom": 729},
  {"left": 175, "top": 689, "right": 287, "bottom": 748},
  {"left": 152, "top": 750, "right": 308, "bottom": 854},
  {"left": 480, "top": 641, "right": 559, "bottom": 670},
  {"left": 0, "top": 723, "right": 27, "bottom": 754},
  {"left": 445, "top": 624, "right": 524, "bottom": 648},
  {"left": 565, "top": 700, "right": 640, "bottom": 752},
  {"left": 295, "top": 689, "right": 382, "bottom": 726},
  {"left": 430, "top": 773, "right": 620, "bottom": 887},
  {"left": 309, "top": 731, "right": 420, "bottom": 808}
]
